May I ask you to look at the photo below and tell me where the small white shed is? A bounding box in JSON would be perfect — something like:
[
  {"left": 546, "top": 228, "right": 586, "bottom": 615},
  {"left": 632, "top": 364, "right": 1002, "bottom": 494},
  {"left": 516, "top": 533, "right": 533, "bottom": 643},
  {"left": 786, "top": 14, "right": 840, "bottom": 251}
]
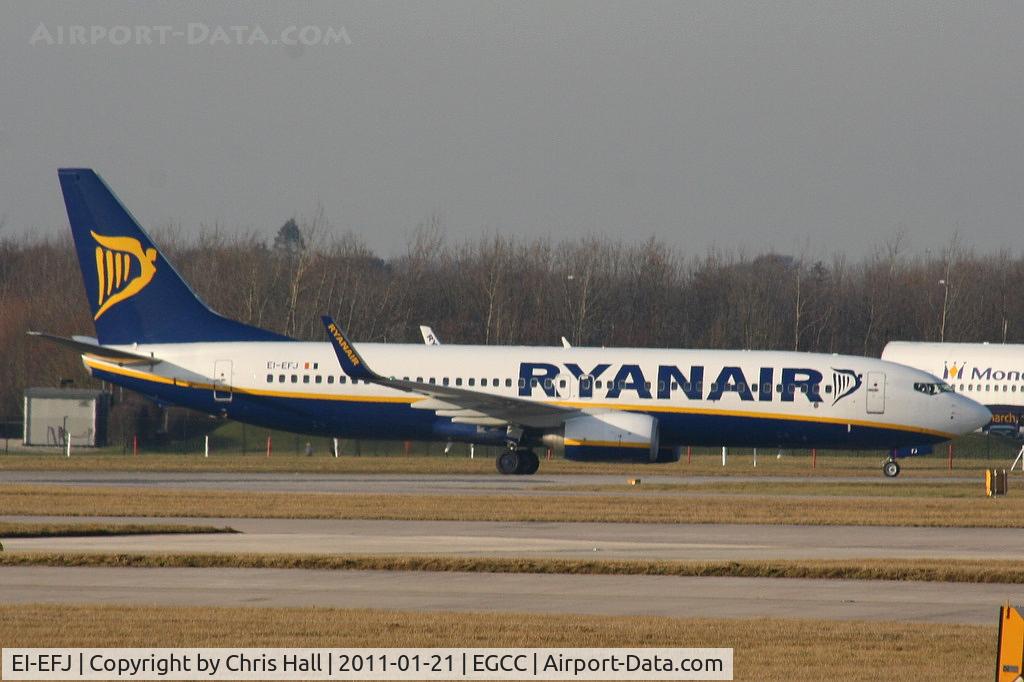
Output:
[{"left": 23, "top": 388, "right": 109, "bottom": 447}]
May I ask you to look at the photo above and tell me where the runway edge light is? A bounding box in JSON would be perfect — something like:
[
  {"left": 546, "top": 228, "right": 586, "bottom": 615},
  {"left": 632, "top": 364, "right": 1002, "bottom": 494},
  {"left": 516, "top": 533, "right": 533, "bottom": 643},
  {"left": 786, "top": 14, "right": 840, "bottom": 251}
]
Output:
[{"left": 996, "top": 603, "right": 1024, "bottom": 682}]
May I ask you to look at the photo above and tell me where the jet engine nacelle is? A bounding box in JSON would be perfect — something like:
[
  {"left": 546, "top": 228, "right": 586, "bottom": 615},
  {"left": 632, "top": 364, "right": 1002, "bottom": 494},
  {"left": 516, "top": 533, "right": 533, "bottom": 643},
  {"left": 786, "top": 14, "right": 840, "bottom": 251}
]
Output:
[{"left": 562, "top": 411, "right": 662, "bottom": 462}]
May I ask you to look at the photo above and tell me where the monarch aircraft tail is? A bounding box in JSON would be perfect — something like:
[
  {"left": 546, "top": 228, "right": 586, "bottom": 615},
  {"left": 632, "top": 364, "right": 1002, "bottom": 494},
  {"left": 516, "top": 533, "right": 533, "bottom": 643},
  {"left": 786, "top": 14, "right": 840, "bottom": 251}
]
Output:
[{"left": 58, "top": 168, "right": 288, "bottom": 345}]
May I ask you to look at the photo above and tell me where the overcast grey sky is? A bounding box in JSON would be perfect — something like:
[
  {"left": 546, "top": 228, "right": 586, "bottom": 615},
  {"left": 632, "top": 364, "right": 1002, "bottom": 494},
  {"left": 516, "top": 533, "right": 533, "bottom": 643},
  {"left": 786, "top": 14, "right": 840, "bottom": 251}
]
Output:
[{"left": 2, "top": 1, "right": 1023, "bottom": 257}]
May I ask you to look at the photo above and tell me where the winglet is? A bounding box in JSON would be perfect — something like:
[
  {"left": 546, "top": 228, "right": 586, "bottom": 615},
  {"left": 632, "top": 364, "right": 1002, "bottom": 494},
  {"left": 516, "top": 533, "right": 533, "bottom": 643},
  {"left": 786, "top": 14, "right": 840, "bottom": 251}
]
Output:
[{"left": 321, "top": 316, "right": 376, "bottom": 381}]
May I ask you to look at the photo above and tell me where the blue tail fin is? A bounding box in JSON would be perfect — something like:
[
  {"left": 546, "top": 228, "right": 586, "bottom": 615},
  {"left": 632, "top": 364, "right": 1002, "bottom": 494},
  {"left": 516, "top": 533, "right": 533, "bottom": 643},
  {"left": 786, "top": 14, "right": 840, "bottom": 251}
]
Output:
[{"left": 58, "top": 168, "right": 289, "bottom": 344}]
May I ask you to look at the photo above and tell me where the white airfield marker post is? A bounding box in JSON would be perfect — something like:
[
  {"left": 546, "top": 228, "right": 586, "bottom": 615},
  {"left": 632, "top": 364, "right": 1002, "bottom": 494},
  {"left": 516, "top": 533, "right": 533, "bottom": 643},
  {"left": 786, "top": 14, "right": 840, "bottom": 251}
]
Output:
[{"left": 1010, "top": 444, "right": 1024, "bottom": 475}]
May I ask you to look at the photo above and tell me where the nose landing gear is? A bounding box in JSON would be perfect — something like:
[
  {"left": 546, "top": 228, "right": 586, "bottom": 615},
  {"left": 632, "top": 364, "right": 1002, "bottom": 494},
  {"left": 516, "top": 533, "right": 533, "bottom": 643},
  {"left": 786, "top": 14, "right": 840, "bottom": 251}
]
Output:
[{"left": 882, "top": 458, "right": 900, "bottom": 478}]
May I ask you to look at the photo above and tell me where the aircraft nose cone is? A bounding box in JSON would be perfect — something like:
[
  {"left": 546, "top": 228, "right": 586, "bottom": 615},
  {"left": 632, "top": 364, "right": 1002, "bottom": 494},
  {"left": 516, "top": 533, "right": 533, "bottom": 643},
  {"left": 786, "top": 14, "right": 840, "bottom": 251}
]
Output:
[{"left": 956, "top": 395, "right": 991, "bottom": 434}]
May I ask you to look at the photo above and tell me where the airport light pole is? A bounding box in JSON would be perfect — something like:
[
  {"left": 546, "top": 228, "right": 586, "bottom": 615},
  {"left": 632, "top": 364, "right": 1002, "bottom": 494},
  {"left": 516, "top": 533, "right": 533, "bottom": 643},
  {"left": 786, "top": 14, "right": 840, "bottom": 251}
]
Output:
[{"left": 938, "top": 279, "right": 949, "bottom": 342}]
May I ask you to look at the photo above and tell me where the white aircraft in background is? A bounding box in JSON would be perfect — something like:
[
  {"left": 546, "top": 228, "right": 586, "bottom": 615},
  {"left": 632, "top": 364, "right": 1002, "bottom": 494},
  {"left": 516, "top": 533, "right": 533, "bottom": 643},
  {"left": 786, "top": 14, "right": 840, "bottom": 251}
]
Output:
[
  {"left": 883, "top": 341, "right": 1023, "bottom": 435},
  {"left": 419, "top": 326, "right": 440, "bottom": 346},
  {"left": 35, "top": 169, "right": 990, "bottom": 477}
]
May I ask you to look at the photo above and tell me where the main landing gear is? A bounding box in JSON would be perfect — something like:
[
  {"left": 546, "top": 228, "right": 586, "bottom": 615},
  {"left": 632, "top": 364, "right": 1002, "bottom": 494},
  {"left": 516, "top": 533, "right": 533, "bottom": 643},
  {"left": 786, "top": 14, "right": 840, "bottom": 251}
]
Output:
[
  {"left": 496, "top": 447, "right": 540, "bottom": 475},
  {"left": 882, "top": 458, "right": 901, "bottom": 478}
]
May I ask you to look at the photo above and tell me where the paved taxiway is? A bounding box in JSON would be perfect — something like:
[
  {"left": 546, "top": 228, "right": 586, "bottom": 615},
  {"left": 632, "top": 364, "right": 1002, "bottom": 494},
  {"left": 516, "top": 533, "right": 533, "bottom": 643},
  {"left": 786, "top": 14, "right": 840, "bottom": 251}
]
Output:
[
  {"left": 0, "top": 565, "right": 1012, "bottom": 624},
  {"left": 0, "top": 470, "right": 978, "bottom": 494},
  {"left": 3, "top": 516, "right": 1020, "bottom": 562},
  {"left": 2, "top": 471, "right": 1011, "bottom": 625}
]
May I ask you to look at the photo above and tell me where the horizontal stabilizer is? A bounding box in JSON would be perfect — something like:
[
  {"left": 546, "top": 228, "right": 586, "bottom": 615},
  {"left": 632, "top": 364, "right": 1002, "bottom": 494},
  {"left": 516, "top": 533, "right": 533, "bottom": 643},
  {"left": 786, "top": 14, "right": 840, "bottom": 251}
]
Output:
[{"left": 27, "top": 331, "right": 160, "bottom": 364}]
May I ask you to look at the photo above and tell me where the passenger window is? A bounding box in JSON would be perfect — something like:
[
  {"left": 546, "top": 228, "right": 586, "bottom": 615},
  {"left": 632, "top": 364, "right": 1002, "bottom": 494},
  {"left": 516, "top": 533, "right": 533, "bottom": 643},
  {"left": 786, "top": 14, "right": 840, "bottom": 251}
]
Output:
[
  {"left": 291, "top": 375, "right": 298, "bottom": 383},
  {"left": 469, "top": 378, "right": 476, "bottom": 386},
  {"left": 327, "top": 376, "right": 334, "bottom": 384},
  {"left": 518, "top": 378, "right": 526, "bottom": 388},
  {"left": 493, "top": 378, "right": 499, "bottom": 386},
  {"left": 559, "top": 379, "right": 566, "bottom": 388},
  {"left": 429, "top": 378, "right": 436, "bottom": 384},
  {"left": 481, "top": 378, "right": 488, "bottom": 387},
  {"left": 644, "top": 381, "right": 651, "bottom": 390},
  {"left": 736, "top": 382, "right": 746, "bottom": 392},
  {"left": 456, "top": 378, "right": 463, "bottom": 386},
  {"left": 303, "top": 375, "right": 310, "bottom": 384},
  {"left": 505, "top": 378, "right": 513, "bottom": 387},
  {"left": 278, "top": 374, "right": 285, "bottom": 383},
  {"left": 443, "top": 377, "right": 450, "bottom": 386},
  {"left": 315, "top": 375, "right": 322, "bottom": 384},
  {"left": 266, "top": 374, "right": 273, "bottom": 383},
  {"left": 416, "top": 377, "right": 423, "bottom": 383},
  {"left": 776, "top": 384, "right": 783, "bottom": 393},
  {"left": 596, "top": 380, "right": 603, "bottom": 388},
  {"left": 339, "top": 376, "right": 347, "bottom": 384},
  {"left": 543, "top": 379, "right": 552, "bottom": 389}
]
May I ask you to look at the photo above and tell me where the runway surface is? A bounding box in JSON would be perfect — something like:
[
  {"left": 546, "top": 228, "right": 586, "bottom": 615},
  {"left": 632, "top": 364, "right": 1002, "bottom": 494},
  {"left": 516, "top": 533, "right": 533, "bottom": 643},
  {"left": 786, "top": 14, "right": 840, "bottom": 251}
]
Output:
[
  {"left": 0, "top": 470, "right": 978, "bottom": 494},
  {"left": 2, "top": 516, "right": 1020, "bottom": 561},
  {"left": 0, "top": 565, "right": 1011, "bottom": 624}
]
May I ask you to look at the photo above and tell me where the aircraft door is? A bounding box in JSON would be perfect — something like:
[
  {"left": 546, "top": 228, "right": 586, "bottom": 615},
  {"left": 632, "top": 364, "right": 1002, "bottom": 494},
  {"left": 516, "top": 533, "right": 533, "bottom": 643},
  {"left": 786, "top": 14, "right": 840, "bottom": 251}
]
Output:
[
  {"left": 866, "top": 371, "right": 885, "bottom": 414},
  {"left": 213, "top": 359, "right": 233, "bottom": 402}
]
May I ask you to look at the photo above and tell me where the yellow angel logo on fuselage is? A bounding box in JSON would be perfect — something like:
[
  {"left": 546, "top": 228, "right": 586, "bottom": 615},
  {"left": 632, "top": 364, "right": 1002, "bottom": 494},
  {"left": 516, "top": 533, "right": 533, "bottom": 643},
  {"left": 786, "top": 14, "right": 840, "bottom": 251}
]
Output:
[{"left": 91, "top": 231, "right": 158, "bottom": 320}]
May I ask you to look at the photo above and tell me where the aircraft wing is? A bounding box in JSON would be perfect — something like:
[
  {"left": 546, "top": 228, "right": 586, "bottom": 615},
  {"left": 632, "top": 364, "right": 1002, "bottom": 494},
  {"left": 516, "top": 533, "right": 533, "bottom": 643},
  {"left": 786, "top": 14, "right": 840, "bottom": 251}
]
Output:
[
  {"left": 27, "top": 331, "right": 160, "bottom": 365},
  {"left": 322, "top": 316, "right": 572, "bottom": 429}
]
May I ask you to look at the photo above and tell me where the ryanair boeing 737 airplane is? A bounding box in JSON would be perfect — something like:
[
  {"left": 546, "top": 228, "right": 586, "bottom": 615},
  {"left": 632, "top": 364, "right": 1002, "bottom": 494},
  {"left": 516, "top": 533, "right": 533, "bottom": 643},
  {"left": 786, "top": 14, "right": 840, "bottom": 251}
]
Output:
[{"left": 36, "top": 169, "right": 990, "bottom": 477}]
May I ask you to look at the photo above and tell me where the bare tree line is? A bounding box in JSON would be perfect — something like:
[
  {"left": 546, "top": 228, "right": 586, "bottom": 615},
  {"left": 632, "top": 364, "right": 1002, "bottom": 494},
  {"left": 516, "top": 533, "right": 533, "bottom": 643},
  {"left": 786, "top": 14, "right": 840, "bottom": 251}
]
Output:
[{"left": 0, "top": 221, "right": 1021, "bottom": 421}]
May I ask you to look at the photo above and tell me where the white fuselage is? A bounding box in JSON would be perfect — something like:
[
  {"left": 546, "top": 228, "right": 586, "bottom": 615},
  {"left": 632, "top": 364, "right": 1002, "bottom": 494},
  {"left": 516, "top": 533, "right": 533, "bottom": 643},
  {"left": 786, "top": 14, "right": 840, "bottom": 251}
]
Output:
[{"left": 83, "top": 341, "right": 991, "bottom": 451}]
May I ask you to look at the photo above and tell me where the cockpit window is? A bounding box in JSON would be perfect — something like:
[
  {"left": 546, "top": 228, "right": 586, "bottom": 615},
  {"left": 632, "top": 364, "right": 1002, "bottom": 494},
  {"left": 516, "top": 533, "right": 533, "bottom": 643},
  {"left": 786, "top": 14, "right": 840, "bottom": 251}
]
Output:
[{"left": 913, "top": 382, "right": 954, "bottom": 395}]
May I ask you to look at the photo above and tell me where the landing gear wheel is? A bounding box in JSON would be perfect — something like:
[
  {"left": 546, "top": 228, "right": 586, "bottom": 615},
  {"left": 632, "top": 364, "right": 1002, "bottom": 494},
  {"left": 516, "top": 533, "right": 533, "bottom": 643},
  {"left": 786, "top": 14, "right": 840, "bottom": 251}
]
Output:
[
  {"left": 883, "top": 459, "right": 900, "bottom": 478},
  {"left": 516, "top": 449, "right": 540, "bottom": 475},
  {"left": 496, "top": 450, "right": 521, "bottom": 475}
]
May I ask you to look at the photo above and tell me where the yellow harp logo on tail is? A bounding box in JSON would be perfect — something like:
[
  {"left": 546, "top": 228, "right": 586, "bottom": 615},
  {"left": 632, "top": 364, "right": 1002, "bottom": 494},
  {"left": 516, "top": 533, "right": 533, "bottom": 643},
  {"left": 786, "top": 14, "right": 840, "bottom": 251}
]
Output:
[{"left": 91, "top": 231, "right": 158, "bottom": 320}]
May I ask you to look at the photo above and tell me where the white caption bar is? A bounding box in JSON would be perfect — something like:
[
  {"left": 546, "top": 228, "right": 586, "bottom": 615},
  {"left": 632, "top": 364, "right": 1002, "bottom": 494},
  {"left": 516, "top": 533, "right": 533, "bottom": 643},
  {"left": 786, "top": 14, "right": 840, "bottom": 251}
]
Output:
[{"left": 3, "top": 648, "right": 732, "bottom": 680}]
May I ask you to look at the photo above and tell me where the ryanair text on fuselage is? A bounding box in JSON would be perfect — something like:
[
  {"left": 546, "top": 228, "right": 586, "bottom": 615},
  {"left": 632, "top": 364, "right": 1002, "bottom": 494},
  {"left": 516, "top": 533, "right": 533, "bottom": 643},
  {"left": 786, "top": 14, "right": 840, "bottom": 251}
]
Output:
[{"left": 518, "top": 362, "right": 862, "bottom": 404}]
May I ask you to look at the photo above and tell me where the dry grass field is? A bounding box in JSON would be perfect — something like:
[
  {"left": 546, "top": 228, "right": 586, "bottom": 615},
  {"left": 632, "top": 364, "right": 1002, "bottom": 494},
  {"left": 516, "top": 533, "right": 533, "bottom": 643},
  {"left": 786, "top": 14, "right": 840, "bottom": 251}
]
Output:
[
  {"left": 556, "top": 480, "right": 989, "bottom": 497},
  {"left": 0, "top": 449, "right": 1015, "bottom": 477},
  {"left": 2, "top": 482, "right": 1022, "bottom": 527},
  {"left": 0, "top": 521, "right": 232, "bottom": 538},
  {"left": 0, "top": 604, "right": 995, "bottom": 681},
  {"left": 3, "top": 552, "right": 1024, "bottom": 584}
]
